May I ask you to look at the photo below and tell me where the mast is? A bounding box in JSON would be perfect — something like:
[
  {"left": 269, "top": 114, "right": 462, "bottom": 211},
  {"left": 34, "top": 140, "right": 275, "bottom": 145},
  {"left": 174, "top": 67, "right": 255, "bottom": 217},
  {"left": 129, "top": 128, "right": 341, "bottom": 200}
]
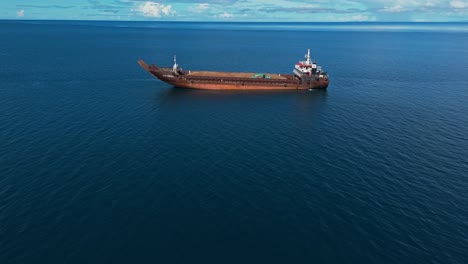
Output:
[
  {"left": 305, "top": 49, "right": 311, "bottom": 65},
  {"left": 173, "top": 55, "right": 178, "bottom": 73}
]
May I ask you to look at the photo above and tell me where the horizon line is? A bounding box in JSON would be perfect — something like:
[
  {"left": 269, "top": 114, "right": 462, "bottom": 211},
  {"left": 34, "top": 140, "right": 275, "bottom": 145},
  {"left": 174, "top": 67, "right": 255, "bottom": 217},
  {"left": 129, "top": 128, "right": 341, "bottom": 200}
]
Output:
[{"left": 2, "top": 19, "right": 468, "bottom": 23}]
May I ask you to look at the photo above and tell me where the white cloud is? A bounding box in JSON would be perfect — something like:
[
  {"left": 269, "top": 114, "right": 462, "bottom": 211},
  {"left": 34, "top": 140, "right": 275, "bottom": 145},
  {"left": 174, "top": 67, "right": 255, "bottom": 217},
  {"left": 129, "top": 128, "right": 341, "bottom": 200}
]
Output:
[
  {"left": 349, "top": 14, "right": 377, "bottom": 21},
  {"left": 16, "top": 9, "right": 25, "bottom": 17},
  {"left": 381, "top": 4, "right": 405, "bottom": 13},
  {"left": 137, "top": 2, "right": 173, "bottom": 17},
  {"left": 189, "top": 3, "right": 210, "bottom": 13},
  {"left": 217, "top": 12, "right": 234, "bottom": 19},
  {"left": 424, "top": 1, "right": 436, "bottom": 7},
  {"left": 327, "top": 14, "right": 377, "bottom": 22},
  {"left": 450, "top": 0, "right": 468, "bottom": 8},
  {"left": 376, "top": 0, "right": 444, "bottom": 13}
]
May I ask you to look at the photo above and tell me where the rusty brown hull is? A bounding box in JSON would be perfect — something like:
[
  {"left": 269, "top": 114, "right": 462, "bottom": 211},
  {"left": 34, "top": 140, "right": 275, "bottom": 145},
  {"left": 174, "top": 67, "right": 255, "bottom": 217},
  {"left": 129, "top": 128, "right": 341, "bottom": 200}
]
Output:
[{"left": 138, "top": 60, "right": 329, "bottom": 90}]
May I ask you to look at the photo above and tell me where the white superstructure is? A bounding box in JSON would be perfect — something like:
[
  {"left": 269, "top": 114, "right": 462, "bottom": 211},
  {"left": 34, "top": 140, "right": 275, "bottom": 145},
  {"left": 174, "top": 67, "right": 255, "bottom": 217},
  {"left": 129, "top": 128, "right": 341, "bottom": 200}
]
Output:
[{"left": 293, "top": 49, "right": 324, "bottom": 79}]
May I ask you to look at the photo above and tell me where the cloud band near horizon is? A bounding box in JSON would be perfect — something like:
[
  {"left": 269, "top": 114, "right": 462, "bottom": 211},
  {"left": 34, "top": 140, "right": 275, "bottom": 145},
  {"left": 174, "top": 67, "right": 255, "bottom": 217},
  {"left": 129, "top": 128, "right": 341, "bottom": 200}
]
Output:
[{"left": 4, "top": 0, "right": 468, "bottom": 21}]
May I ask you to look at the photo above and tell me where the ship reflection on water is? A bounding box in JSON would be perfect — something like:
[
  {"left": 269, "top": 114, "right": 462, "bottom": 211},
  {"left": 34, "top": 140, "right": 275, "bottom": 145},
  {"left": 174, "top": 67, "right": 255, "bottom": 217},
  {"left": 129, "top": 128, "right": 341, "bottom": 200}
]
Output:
[
  {"left": 153, "top": 87, "right": 328, "bottom": 119},
  {"left": 155, "top": 86, "right": 327, "bottom": 102},
  {"left": 149, "top": 86, "right": 329, "bottom": 158}
]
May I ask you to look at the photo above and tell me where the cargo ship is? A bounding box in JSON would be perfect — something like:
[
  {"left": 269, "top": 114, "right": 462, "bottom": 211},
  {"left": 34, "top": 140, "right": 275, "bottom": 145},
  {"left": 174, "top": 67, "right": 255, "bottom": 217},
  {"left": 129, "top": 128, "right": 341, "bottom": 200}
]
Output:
[{"left": 138, "top": 49, "right": 329, "bottom": 90}]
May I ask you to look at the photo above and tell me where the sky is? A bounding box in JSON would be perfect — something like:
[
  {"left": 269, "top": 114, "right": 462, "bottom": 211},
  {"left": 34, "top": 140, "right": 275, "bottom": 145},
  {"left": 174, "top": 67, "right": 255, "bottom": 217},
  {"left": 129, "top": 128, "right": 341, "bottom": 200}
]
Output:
[{"left": 2, "top": 0, "right": 468, "bottom": 22}]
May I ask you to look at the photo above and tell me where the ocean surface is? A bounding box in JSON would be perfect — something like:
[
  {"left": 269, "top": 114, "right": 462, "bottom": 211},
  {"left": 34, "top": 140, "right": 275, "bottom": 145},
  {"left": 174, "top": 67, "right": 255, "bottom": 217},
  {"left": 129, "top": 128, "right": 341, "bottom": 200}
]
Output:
[{"left": 1, "top": 21, "right": 468, "bottom": 263}]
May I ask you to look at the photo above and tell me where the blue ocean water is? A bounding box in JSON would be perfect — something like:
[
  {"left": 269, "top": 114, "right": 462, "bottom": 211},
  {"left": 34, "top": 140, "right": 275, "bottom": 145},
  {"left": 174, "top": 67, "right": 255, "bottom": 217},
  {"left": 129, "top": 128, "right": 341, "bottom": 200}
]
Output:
[{"left": 1, "top": 20, "right": 468, "bottom": 263}]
